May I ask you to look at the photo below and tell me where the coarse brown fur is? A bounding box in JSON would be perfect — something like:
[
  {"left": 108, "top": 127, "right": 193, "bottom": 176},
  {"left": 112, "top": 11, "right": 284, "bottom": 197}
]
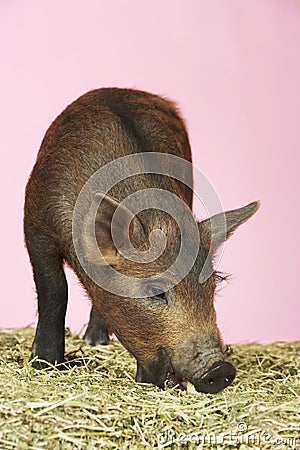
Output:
[{"left": 24, "top": 88, "right": 259, "bottom": 392}]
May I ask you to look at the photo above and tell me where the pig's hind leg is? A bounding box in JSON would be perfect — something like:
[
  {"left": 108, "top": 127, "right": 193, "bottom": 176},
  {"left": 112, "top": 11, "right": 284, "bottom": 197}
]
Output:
[
  {"left": 25, "top": 230, "right": 68, "bottom": 369},
  {"left": 83, "top": 308, "right": 109, "bottom": 345}
]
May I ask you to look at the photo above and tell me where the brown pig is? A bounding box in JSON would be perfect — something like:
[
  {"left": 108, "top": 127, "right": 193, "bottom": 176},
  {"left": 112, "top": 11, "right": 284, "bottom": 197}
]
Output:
[{"left": 24, "top": 88, "right": 259, "bottom": 393}]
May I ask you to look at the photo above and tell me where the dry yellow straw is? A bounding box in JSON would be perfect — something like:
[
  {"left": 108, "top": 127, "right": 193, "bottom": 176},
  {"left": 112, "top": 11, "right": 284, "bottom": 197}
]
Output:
[{"left": 0, "top": 327, "right": 299, "bottom": 449}]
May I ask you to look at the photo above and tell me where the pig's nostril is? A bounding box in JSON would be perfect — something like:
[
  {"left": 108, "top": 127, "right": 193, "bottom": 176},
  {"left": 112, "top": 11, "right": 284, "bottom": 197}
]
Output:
[{"left": 195, "top": 361, "right": 236, "bottom": 394}]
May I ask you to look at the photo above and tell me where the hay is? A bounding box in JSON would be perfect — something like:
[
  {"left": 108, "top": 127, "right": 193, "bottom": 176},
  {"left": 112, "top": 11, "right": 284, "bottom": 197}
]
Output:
[{"left": 0, "top": 327, "right": 299, "bottom": 449}]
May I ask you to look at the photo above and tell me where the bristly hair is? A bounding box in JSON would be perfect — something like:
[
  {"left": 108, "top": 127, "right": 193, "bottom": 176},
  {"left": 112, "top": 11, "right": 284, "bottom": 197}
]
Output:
[{"left": 214, "top": 271, "right": 231, "bottom": 285}]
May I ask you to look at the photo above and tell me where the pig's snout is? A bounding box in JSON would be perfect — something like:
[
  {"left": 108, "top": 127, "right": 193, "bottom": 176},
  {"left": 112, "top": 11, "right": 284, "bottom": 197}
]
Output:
[{"left": 194, "top": 361, "right": 236, "bottom": 394}]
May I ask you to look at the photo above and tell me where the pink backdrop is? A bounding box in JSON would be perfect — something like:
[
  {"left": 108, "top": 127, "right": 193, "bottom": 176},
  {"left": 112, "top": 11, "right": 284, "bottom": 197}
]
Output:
[{"left": 1, "top": 0, "right": 299, "bottom": 343}]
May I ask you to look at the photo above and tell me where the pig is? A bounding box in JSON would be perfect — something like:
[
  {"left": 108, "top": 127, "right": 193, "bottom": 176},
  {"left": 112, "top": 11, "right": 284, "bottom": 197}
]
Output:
[{"left": 24, "top": 88, "right": 259, "bottom": 393}]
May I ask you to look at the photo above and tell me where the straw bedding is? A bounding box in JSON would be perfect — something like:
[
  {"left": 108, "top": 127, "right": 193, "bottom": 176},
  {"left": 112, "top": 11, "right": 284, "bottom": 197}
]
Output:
[{"left": 0, "top": 327, "right": 299, "bottom": 449}]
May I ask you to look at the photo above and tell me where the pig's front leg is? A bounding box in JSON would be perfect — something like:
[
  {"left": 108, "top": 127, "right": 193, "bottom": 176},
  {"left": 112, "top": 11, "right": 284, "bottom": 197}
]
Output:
[
  {"left": 26, "top": 231, "right": 68, "bottom": 369},
  {"left": 83, "top": 308, "right": 109, "bottom": 345}
]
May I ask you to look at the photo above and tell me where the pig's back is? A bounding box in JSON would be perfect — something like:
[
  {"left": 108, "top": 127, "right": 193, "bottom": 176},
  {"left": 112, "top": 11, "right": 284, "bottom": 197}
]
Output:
[{"left": 24, "top": 88, "right": 193, "bottom": 243}]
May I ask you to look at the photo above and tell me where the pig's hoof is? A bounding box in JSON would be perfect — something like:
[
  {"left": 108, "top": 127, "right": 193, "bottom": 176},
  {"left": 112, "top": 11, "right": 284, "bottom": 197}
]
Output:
[
  {"left": 30, "top": 359, "right": 49, "bottom": 370},
  {"left": 30, "top": 357, "right": 64, "bottom": 370},
  {"left": 83, "top": 328, "right": 109, "bottom": 346}
]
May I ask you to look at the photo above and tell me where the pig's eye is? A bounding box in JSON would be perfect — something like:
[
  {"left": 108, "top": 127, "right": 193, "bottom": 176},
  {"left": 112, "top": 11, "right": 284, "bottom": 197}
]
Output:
[{"left": 147, "top": 286, "right": 167, "bottom": 302}]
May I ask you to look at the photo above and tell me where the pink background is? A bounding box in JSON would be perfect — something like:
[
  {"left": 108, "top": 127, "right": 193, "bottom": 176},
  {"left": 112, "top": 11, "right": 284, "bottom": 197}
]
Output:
[{"left": 1, "top": 0, "right": 299, "bottom": 343}]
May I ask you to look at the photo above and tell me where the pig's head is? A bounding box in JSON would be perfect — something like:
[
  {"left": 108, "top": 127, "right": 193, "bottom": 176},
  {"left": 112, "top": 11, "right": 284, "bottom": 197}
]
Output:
[{"left": 81, "top": 193, "right": 260, "bottom": 393}]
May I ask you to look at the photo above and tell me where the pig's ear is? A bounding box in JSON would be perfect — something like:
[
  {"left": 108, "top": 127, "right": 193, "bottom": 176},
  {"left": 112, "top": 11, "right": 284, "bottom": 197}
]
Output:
[
  {"left": 198, "top": 201, "right": 260, "bottom": 253},
  {"left": 82, "top": 192, "right": 145, "bottom": 265}
]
